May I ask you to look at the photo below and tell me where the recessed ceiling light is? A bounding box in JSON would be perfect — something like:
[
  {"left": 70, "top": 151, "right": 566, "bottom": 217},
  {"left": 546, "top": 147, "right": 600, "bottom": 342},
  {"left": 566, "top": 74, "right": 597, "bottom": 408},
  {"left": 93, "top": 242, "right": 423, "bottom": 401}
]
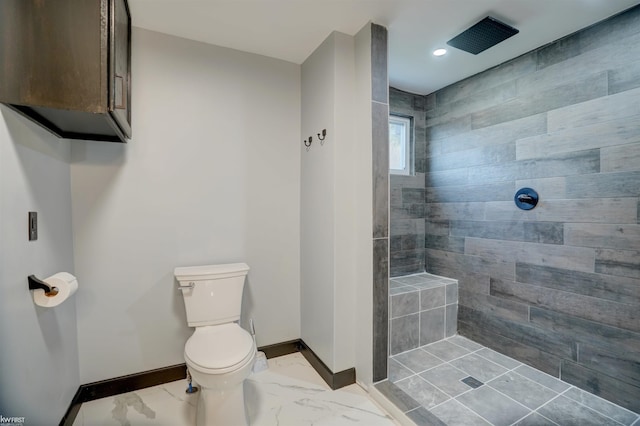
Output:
[{"left": 433, "top": 48, "right": 447, "bottom": 56}]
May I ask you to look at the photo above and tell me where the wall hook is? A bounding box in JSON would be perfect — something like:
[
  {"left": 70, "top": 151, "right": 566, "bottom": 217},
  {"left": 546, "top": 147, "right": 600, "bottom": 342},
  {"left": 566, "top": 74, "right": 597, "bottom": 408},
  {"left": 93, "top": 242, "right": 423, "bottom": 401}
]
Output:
[
  {"left": 304, "top": 136, "right": 313, "bottom": 152},
  {"left": 317, "top": 129, "right": 327, "bottom": 145}
]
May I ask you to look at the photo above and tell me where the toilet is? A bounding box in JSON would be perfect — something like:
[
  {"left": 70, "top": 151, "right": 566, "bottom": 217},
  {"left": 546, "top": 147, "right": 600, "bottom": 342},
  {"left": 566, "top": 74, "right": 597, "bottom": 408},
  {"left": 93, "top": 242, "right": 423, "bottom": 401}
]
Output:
[{"left": 174, "top": 263, "right": 256, "bottom": 426}]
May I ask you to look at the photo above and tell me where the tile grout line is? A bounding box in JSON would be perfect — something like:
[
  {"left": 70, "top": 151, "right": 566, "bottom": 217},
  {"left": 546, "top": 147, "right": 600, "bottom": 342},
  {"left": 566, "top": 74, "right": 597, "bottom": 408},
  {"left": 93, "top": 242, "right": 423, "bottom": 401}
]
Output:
[
  {"left": 508, "top": 369, "right": 569, "bottom": 395},
  {"left": 559, "top": 387, "right": 631, "bottom": 426},
  {"left": 428, "top": 397, "right": 496, "bottom": 425}
]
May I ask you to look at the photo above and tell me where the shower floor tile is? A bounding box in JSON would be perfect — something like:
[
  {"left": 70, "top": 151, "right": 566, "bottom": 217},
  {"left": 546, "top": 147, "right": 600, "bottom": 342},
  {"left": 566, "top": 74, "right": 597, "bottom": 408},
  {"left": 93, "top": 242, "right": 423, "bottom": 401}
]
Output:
[
  {"left": 422, "top": 338, "right": 471, "bottom": 361},
  {"left": 381, "top": 335, "right": 640, "bottom": 426},
  {"left": 449, "top": 353, "right": 509, "bottom": 383}
]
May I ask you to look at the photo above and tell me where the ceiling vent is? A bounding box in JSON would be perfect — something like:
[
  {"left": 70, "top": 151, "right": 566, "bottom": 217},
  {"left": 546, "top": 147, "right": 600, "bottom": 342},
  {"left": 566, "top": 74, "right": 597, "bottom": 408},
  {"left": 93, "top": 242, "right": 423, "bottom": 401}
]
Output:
[{"left": 447, "top": 16, "right": 519, "bottom": 55}]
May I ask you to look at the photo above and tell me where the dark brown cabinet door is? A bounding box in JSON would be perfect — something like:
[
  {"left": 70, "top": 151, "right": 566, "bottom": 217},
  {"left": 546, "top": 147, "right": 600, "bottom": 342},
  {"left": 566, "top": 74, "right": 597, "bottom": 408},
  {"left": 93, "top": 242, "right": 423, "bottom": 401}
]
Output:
[{"left": 109, "top": 0, "right": 132, "bottom": 138}]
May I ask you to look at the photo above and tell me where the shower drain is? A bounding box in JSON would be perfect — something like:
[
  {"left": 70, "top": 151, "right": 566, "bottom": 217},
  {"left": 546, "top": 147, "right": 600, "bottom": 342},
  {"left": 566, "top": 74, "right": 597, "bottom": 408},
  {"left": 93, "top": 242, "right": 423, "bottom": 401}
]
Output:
[{"left": 461, "top": 376, "right": 484, "bottom": 389}]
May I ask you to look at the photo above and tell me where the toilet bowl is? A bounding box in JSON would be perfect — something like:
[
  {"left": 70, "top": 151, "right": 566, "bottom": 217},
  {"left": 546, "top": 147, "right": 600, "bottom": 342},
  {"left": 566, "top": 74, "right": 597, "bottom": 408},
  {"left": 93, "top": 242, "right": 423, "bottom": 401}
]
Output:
[
  {"left": 175, "top": 263, "right": 255, "bottom": 426},
  {"left": 185, "top": 323, "right": 256, "bottom": 426}
]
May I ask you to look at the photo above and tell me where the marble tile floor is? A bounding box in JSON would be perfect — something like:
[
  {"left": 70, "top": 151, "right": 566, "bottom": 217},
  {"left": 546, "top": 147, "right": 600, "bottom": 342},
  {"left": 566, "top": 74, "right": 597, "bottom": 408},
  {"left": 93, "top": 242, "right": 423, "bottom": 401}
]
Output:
[
  {"left": 376, "top": 335, "right": 640, "bottom": 426},
  {"left": 73, "top": 352, "right": 398, "bottom": 426}
]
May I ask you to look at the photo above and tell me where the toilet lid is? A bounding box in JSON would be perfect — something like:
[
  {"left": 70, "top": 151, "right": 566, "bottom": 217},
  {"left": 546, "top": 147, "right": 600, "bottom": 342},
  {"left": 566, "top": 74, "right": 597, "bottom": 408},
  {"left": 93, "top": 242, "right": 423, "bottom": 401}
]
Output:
[{"left": 185, "top": 323, "right": 254, "bottom": 371}]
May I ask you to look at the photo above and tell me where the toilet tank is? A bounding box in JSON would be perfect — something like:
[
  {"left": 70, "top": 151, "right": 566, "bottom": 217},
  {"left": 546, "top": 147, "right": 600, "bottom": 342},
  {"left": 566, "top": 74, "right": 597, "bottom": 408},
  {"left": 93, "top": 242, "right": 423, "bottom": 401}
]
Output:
[{"left": 174, "top": 263, "right": 250, "bottom": 327}]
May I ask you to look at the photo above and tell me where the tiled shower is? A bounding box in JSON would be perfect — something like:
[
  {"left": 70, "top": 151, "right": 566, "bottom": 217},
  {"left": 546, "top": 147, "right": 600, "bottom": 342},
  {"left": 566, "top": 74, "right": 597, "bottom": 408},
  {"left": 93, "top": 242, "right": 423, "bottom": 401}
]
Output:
[{"left": 385, "top": 3, "right": 640, "bottom": 420}]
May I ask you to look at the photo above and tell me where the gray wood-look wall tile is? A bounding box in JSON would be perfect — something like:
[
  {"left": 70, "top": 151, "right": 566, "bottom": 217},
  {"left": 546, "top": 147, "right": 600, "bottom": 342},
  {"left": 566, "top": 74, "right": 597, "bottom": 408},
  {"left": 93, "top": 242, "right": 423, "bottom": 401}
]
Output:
[
  {"left": 601, "top": 142, "right": 640, "bottom": 173},
  {"left": 425, "top": 202, "right": 485, "bottom": 221},
  {"left": 521, "top": 31, "right": 640, "bottom": 97},
  {"left": 490, "top": 278, "right": 640, "bottom": 332},
  {"left": 426, "top": 182, "right": 513, "bottom": 203},
  {"left": 579, "top": 343, "right": 640, "bottom": 387},
  {"left": 390, "top": 87, "right": 419, "bottom": 114},
  {"left": 435, "top": 53, "right": 537, "bottom": 106},
  {"left": 578, "top": 5, "right": 640, "bottom": 54},
  {"left": 561, "top": 360, "right": 640, "bottom": 413},
  {"left": 371, "top": 24, "right": 388, "bottom": 104},
  {"left": 515, "top": 177, "right": 567, "bottom": 199},
  {"left": 596, "top": 248, "right": 640, "bottom": 279},
  {"left": 468, "top": 148, "right": 600, "bottom": 184},
  {"left": 608, "top": 58, "right": 640, "bottom": 95},
  {"left": 372, "top": 101, "right": 389, "bottom": 239},
  {"left": 402, "top": 188, "right": 425, "bottom": 204},
  {"left": 427, "top": 81, "right": 516, "bottom": 128},
  {"left": 483, "top": 201, "right": 540, "bottom": 222},
  {"left": 566, "top": 171, "right": 640, "bottom": 199},
  {"left": 428, "top": 114, "right": 546, "bottom": 157},
  {"left": 523, "top": 222, "right": 564, "bottom": 244},
  {"left": 425, "top": 168, "right": 469, "bottom": 187},
  {"left": 536, "top": 35, "right": 581, "bottom": 70},
  {"left": 459, "top": 305, "right": 576, "bottom": 359},
  {"left": 426, "top": 115, "right": 472, "bottom": 141},
  {"left": 565, "top": 223, "right": 640, "bottom": 251},
  {"left": 390, "top": 186, "right": 402, "bottom": 207},
  {"left": 391, "top": 218, "right": 425, "bottom": 237},
  {"left": 373, "top": 238, "right": 389, "bottom": 381},
  {"left": 458, "top": 320, "right": 562, "bottom": 377},
  {"left": 516, "top": 115, "right": 640, "bottom": 161},
  {"left": 391, "top": 250, "right": 426, "bottom": 269},
  {"left": 459, "top": 290, "right": 529, "bottom": 323},
  {"left": 517, "top": 263, "right": 640, "bottom": 305},
  {"left": 424, "top": 235, "right": 465, "bottom": 254},
  {"left": 401, "top": 234, "right": 425, "bottom": 251},
  {"left": 428, "top": 142, "right": 516, "bottom": 172},
  {"left": 392, "top": 204, "right": 425, "bottom": 220},
  {"left": 424, "top": 93, "right": 436, "bottom": 111},
  {"left": 450, "top": 220, "right": 563, "bottom": 245},
  {"left": 392, "top": 172, "right": 427, "bottom": 189},
  {"left": 425, "top": 220, "right": 450, "bottom": 237},
  {"left": 536, "top": 199, "right": 637, "bottom": 224},
  {"left": 471, "top": 72, "right": 607, "bottom": 130},
  {"left": 547, "top": 86, "right": 640, "bottom": 132},
  {"left": 451, "top": 220, "right": 525, "bottom": 241},
  {"left": 426, "top": 248, "right": 515, "bottom": 282},
  {"left": 390, "top": 236, "right": 402, "bottom": 252},
  {"left": 529, "top": 307, "right": 640, "bottom": 356},
  {"left": 465, "top": 238, "right": 595, "bottom": 273}
]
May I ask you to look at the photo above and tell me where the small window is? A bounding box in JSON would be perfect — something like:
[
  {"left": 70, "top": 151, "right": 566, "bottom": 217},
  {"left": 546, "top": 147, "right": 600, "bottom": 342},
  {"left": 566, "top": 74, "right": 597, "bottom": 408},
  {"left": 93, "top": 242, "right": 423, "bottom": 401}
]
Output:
[{"left": 389, "top": 115, "right": 412, "bottom": 175}]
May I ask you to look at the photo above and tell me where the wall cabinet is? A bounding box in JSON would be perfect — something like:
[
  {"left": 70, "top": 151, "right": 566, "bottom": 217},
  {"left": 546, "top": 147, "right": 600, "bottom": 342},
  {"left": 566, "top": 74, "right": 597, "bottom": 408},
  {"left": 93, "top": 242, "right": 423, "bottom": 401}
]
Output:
[{"left": 0, "top": 0, "right": 132, "bottom": 143}]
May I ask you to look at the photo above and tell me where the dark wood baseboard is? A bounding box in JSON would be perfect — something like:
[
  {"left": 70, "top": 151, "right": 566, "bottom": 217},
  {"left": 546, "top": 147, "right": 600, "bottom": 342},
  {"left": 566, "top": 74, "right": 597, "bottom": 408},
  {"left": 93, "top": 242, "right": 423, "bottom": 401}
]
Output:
[
  {"left": 299, "top": 340, "right": 356, "bottom": 390},
  {"left": 60, "top": 339, "right": 356, "bottom": 425},
  {"left": 259, "top": 339, "right": 302, "bottom": 359},
  {"left": 59, "top": 364, "right": 187, "bottom": 426}
]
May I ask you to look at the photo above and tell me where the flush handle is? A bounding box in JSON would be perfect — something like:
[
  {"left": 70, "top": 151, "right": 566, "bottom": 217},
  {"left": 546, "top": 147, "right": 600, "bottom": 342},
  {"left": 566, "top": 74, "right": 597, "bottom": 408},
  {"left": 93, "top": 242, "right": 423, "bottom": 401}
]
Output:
[{"left": 177, "top": 282, "right": 195, "bottom": 291}]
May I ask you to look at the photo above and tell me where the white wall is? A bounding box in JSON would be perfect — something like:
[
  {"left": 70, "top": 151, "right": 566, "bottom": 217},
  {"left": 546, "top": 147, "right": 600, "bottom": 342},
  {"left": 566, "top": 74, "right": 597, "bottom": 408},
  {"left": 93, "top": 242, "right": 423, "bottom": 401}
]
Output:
[
  {"left": 300, "top": 28, "right": 373, "bottom": 375},
  {"left": 0, "top": 107, "right": 79, "bottom": 423},
  {"left": 300, "top": 33, "right": 338, "bottom": 370},
  {"left": 354, "top": 23, "right": 374, "bottom": 387},
  {"left": 70, "top": 28, "right": 301, "bottom": 383}
]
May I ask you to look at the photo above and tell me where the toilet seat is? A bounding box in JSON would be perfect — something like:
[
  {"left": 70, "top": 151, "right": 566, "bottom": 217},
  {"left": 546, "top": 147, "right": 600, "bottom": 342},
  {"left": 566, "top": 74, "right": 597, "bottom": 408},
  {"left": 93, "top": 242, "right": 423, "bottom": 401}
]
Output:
[{"left": 185, "top": 323, "right": 255, "bottom": 375}]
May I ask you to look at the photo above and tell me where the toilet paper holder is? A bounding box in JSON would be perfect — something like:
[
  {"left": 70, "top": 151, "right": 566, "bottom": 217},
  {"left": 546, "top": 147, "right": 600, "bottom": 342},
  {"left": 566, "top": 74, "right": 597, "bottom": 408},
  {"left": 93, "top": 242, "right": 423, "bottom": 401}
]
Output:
[{"left": 28, "top": 275, "right": 59, "bottom": 296}]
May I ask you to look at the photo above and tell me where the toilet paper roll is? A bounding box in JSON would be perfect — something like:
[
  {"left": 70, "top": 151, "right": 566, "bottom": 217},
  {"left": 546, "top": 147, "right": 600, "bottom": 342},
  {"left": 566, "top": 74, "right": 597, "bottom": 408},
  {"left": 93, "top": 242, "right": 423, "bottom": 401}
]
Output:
[{"left": 32, "top": 272, "right": 78, "bottom": 308}]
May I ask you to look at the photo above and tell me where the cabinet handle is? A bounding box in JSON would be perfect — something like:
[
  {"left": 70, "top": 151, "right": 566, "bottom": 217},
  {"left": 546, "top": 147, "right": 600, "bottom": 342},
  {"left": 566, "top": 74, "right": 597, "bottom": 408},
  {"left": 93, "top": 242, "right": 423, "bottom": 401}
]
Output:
[{"left": 114, "top": 75, "right": 125, "bottom": 109}]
